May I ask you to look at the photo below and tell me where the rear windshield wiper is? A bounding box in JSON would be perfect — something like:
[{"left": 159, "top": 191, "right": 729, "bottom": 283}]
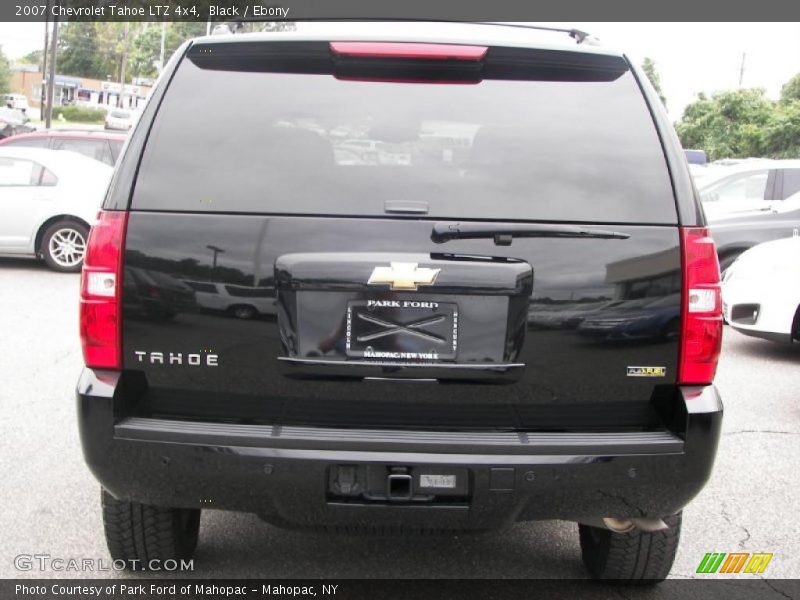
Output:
[{"left": 431, "top": 222, "right": 630, "bottom": 245}]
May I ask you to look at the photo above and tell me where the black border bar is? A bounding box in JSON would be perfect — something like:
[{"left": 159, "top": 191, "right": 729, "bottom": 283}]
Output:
[
  {"left": 3, "top": 0, "right": 800, "bottom": 22},
  {"left": 2, "top": 578, "right": 799, "bottom": 600}
]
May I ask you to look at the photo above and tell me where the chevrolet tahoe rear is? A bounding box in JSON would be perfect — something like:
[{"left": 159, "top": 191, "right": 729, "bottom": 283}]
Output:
[{"left": 76, "top": 22, "right": 723, "bottom": 582}]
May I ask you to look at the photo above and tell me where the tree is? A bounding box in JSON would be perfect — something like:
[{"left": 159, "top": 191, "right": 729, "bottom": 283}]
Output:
[
  {"left": 780, "top": 73, "right": 800, "bottom": 104},
  {"left": 676, "top": 88, "right": 774, "bottom": 159},
  {"left": 20, "top": 49, "right": 43, "bottom": 69},
  {"left": 55, "top": 22, "right": 133, "bottom": 81},
  {"left": 128, "top": 22, "right": 206, "bottom": 80},
  {"left": 642, "top": 57, "right": 666, "bottom": 107},
  {"left": 763, "top": 101, "right": 800, "bottom": 158},
  {"left": 0, "top": 46, "right": 10, "bottom": 94},
  {"left": 57, "top": 22, "right": 106, "bottom": 79}
]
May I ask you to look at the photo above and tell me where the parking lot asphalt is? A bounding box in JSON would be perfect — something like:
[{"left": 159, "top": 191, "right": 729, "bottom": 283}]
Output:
[{"left": 0, "top": 257, "right": 798, "bottom": 583}]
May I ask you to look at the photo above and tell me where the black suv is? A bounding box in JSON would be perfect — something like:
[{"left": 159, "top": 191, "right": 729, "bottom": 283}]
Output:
[{"left": 77, "top": 23, "right": 723, "bottom": 581}]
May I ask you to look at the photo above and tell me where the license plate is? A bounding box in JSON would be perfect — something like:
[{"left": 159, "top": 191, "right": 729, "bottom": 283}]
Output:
[{"left": 345, "top": 300, "right": 458, "bottom": 360}]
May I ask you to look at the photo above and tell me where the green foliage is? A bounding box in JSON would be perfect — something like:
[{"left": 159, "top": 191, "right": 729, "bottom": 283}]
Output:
[
  {"left": 56, "top": 22, "right": 208, "bottom": 83},
  {"left": 762, "top": 101, "right": 800, "bottom": 158},
  {"left": 0, "top": 45, "right": 11, "bottom": 94},
  {"left": 57, "top": 22, "right": 122, "bottom": 81},
  {"left": 20, "top": 49, "right": 43, "bottom": 69},
  {"left": 675, "top": 87, "right": 800, "bottom": 160},
  {"left": 781, "top": 73, "right": 800, "bottom": 104},
  {"left": 52, "top": 105, "right": 106, "bottom": 123},
  {"left": 641, "top": 57, "right": 666, "bottom": 107},
  {"left": 128, "top": 22, "right": 206, "bottom": 80}
]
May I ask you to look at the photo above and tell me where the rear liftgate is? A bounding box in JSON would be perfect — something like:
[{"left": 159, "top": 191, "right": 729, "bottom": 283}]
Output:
[{"left": 276, "top": 252, "right": 532, "bottom": 504}]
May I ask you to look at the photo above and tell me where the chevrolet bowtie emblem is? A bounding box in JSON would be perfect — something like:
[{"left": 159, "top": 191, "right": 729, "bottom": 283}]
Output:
[{"left": 367, "top": 262, "right": 441, "bottom": 291}]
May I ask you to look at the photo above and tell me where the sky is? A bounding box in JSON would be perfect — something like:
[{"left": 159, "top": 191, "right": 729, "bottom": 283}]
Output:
[{"left": 1, "top": 21, "right": 798, "bottom": 118}]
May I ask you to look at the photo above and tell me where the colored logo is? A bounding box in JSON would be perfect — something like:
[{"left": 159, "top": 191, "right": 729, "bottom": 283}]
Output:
[
  {"left": 368, "top": 262, "right": 441, "bottom": 291},
  {"left": 627, "top": 366, "right": 666, "bottom": 377},
  {"left": 696, "top": 552, "right": 773, "bottom": 574}
]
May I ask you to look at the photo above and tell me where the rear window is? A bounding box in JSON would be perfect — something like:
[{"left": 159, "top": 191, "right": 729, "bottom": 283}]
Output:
[
  {"left": 0, "top": 157, "right": 57, "bottom": 186},
  {"left": 52, "top": 137, "right": 114, "bottom": 165},
  {"left": 224, "top": 285, "right": 271, "bottom": 298},
  {"left": 133, "top": 42, "right": 676, "bottom": 224},
  {"left": 185, "top": 281, "right": 217, "bottom": 293},
  {"left": 782, "top": 168, "right": 800, "bottom": 199}
]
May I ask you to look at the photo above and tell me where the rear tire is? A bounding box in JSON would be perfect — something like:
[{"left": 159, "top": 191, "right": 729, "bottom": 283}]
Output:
[
  {"left": 101, "top": 489, "right": 200, "bottom": 570},
  {"left": 230, "top": 304, "right": 257, "bottom": 320},
  {"left": 41, "top": 220, "right": 89, "bottom": 272},
  {"left": 579, "top": 512, "right": 682, "bottom": 583}
]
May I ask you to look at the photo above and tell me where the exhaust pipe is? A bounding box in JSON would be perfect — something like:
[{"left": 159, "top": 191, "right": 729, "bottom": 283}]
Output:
[{"left": 579, "top": 517, "right": 668, "bottom": 533}]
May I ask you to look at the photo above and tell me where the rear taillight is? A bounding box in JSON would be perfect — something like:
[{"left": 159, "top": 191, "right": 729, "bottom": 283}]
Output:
[
  {"left": 80, "top": 211, "right": 127, "bottom": 369},
  {"left": 678, "top": 227, "right": 723, "bottom": 385}
]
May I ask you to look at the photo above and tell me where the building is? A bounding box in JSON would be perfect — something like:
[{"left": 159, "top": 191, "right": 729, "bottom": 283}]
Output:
[{"left": 10, "top": 67, "right": 152, "bottom": 111}]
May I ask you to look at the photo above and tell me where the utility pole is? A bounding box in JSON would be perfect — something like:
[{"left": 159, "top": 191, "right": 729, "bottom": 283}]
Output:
[
  {"left": 206, "top": 245, "right": 225, "bottom": 270},
  {"left": 40, "top": 2, "right": 49, "bottom": 121},
  {"left": 738, "top": 52, "right": 746, "bottom": 87},
  {"left": 45, "top": 15, "right": 58, "bottom": 129},
  {"left": 118, "top": 22, "right": 130, "bottom": 108}
]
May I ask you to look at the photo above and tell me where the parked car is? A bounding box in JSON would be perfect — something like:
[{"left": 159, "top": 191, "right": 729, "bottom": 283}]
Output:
[
  {"left": 104, "top": 109, "right": 136, "bottom": 131},
  {"left": 4, "top": 93, "right": 30, "bottom": 113},
  {"left": 710, "top": 189, "right": 800, "bottom": 271},
  {"left": 0, "top": 130, "right": 126, "bottom": 166},
  {"left": 577, "top": 294, "right": 681, "bottom": 342},
  {"left": 698, "top": 159, "right": 800, "bottom": 220},
  {"left": 124, "top": 267, "right": 198, "bottom": 320},
  {"left": 181, "top": 280, "right": 276, "bottom": 318},
  {"left": 0, "top": 147, "right": 112, "bottom": 271},
  {"left": 528, "top": 299, "right": 615, "bottom": 330},
  {"left": 76, "top": 22, "right": 723, "bottom": 582},
  {"left": 722, "top": 236, "right": 800, "bottom": 343},
  {"left": 0, "top": 107, "right": 35, "bottom": 139}
]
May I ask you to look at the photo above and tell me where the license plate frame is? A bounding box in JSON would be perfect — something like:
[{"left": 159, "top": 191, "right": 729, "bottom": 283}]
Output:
[{"left": 345, "top": 300, "right": 458, "bottom": 361}]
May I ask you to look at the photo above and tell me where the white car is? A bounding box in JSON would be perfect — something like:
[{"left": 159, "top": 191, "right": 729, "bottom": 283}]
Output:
[
  {"left": 722, "top": 235, "right": 800, "bottom": 344},
  {"left": 0, "top": 148, "right": 113, "bottom": 271},
  {"left": 104, "top": 109, "right": 136, "bottom": 131},
  {"left": 181, "top": 280, "right": 276, "bottom": 319},
  {"left": 699, "top": 159, "right": 800, "bottom": 221},
  {"left": 4, "top": 93, "right": 29, "bottom": 113}
]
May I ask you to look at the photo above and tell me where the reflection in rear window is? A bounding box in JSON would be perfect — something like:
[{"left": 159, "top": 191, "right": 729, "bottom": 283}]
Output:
[
  {"left": 224, "top": 285, "right": 271, "bottom": 298},
  {"left": 134, "top": 45, "right": 676, "bottom": 224}
]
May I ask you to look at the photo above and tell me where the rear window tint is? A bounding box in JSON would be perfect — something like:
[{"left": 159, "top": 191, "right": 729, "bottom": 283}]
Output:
[
  {"left": 782, "top": 169, "right": 800, "bottom": 199},
  {"left": 133, "top": 44, "right": 676, "bottom": 224},
  {"left": 52, "top": 138, "right": 114, "bottom": 166},
  {"left": 224, "top": 285, "right": 271, "bottom": 298},
  {"left": 184, "top": 281, "right": 217, "bottom": 293}
]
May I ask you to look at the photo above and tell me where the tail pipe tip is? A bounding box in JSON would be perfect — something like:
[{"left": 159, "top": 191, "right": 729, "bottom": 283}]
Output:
[{"left": 579, "top": 517, "right": 669, "bottom": 534}]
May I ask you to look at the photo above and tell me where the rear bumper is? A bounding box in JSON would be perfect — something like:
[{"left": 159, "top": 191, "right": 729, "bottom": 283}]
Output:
[
  {"left": 730, "top": 324, "right": 792, "bottom": 344},
  {"left": 77, "top": 369, "right": 722, "bottom": 531}
]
